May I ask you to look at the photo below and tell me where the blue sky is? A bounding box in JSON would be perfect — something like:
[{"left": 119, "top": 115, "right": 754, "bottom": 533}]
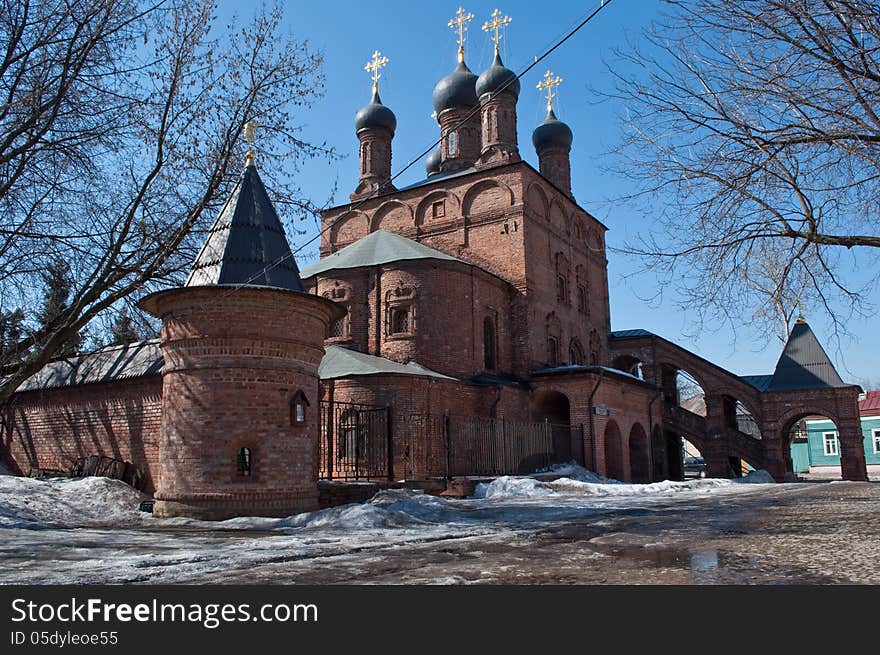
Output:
[{"left": 220, "top": 0, "right": 878, "bottom": 387}]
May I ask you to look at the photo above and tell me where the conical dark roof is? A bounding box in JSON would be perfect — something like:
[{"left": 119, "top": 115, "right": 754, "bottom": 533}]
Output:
[
  {"left": 186, "top": 164, "right": 304, "bottom": 291},
  {"left": 767, "top": 320, "right": 846, "bottom": 391}
]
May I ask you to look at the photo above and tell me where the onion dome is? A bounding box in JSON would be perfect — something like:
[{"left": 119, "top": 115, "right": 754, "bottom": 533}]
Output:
[
  {"left": 476, "top": 51, "right": 520, "bottom": 100},
  {"left": 432, "top": 60, "right": 479, "bottom": 115},
  {"left": 425, "top": 146, "right": 441, "bottom": 176},
  {"left": 532, "top": 108, "right": 573, "bottom": 151},
  {"left": 354, "top": 88, "right": 397, "bottom": 135}
]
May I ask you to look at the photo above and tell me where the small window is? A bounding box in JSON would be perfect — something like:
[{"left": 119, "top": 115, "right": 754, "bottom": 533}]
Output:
[
  {"left": 390, "top": 307, "right": 410, "bottom": 335},
  {"left": 328, "top": 315, "right": 346, "bottom": 339},
  {"left": 432, "top": 200, "right": 446, "bottom": 218},
  {"left": 236, "top": 447, "right": 252, "bottom": 477},
  {"left": 556, "top": 275, "right": 567, "bottom": 304},
  {"left": 290, "top": 390, "right": 309, "bottom": 425},
  {"left": 548, "top": 337, "right": 559, "bottom": 366},
  {"left": 577, "top": 285, "right": 587, "bottom": 313},
  {"left": 823, "top": 431, "right": 839, "bottom": 456},
  {"left": 569, "top": 341, "right": 584, "bottom": 366},
  {"left": 873, "top": 429, "right": 880, "bottom": 454},
  {"left": 448, "top": 131, "right": 457, "bottom": 156}
]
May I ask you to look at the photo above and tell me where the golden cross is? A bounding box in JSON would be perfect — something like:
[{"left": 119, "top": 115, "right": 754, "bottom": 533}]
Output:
[
  {"left": 243, "top": 119, "right": 260, "bottom": 166},
  {"left": 536, "top": 70, "right": 563, "bottom": 112},
  {"left": 482, "top": 9, "right": 511, "bottom": 54},
  {"left": 448, "top": 7, "right": 474, "bottom": 61},
  {"left": 364, "top": 50, "right": 389, "bottom": 93}
]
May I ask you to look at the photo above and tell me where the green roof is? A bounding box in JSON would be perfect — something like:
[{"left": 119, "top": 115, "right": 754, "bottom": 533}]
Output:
[
  {"left": 301, "top": 230, "right": 462, "bottom": 278},
  {"left": 319, "top": 345, "right": 455, "bottom": 381}
]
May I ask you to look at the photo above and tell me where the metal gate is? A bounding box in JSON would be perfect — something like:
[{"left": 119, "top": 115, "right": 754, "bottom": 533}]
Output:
[{"left": 319, "top": 401, "right": 391, "bottom": 480}]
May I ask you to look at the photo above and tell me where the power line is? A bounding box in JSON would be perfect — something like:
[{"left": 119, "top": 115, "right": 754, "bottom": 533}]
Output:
[{"left": 223, "top": 0, "right": 616, "bottom": 295}]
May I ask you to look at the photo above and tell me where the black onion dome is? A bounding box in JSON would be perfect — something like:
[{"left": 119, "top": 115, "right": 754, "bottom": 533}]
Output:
[
  {"left": 476, "top": 51, "right": 520, "bottom": 100},
  {"left": 425, "top": 145, "right": 441, "bottom": 176},
  {"left": 432, "top": 60, "right": 479, "bottom": 115},
  {"left": 355, "top": 89, "right": 397, "bottom": 134},
  {"left": 532, "top": 108, "right": 573, "bottom": 151}
]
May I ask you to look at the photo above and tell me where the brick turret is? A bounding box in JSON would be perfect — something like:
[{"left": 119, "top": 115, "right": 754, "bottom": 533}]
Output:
[{"left": 139, "top": 160, "right": 342, "bottom": 520}]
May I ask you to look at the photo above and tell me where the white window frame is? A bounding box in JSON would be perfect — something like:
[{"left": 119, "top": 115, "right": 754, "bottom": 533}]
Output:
[
  {"left": 823, "top": 431, "right": 839, "bottom": 456},
  {"left": 873, "top": 428, "right": 880, "bottom": 454},
  {"left": 448, "top": 131, "right": 457, "bottom": 156}
]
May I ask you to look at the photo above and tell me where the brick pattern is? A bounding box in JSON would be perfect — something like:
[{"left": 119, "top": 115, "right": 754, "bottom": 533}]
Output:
[{"left": 3, "top": 378, "right": 162, "bottom": 491}]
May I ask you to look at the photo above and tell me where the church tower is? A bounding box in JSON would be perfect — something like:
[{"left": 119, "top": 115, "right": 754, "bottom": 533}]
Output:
[
  {"left": 476, "top": 9, "right": 520, "bottom": 166},
  {"left": 352, "top": 51, "right": 397, "bottom": 201},
  {"left": 533, "top": 70, "right": 574, "bottom": 197},
  {"left": 432, "top": 8, "right": 481, "bottom": 172}
]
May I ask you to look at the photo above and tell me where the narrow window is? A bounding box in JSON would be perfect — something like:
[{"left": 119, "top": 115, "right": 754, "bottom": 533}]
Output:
[
  {"left": 483, "top": 318, "right": 496, "bottom": 370},
  {"left": 390, "top": 306, "right": 410, "bottom": 335},
  {"left": 823, "top": 431, "right": 839, "bottom": 456},
  {"left": 874, "top": 429, "right": 880, "bottom": 454},
  {"left": 236, "top": 447, "right": 252, "bottom": 477},
  {"left": 577, "top": 285, "right": 587, "bottom": 313},
  {"left": 548, "top": 337, "right": 559, "bottom": 366},
  {"left": 448, "top": 131, "right": 457, "bottom": 156},
  {"left": 432, "top": 200, "right": 446, "bottom": 218},
  {"left": 556, "top": 275, "right": 567, "bottom": 304},
  {"left": 328, "top": 315, "right": 346, "bottom": 339},
  {"left": 569, "top": 341, "right": 584, "bottom": 366},
  {"left": 290, "top": 390, "right": 309, "bottom": 425}
]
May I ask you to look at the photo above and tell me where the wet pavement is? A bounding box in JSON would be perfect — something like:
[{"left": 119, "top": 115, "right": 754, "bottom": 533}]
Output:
[{"left": 3, "top": 480, "right": 878, "bottom": 585}]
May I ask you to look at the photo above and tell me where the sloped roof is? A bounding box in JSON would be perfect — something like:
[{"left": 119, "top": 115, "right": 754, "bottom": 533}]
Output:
[
  {"left": 739, "top": 375, "right": 773, "bottom": 392},
  {"left": 766, "top": 320, "right": 847, "bottom": 391},
  {"left": 609, "top": 329, "right": 656, "bottom": 340},
  {"left": 318, "top": 345, "right": 454, "bottom": 381},
  {"left": 17, "top": 340, "right": 163, "bottom": 392},
  {"left": 186, "top": 164, "right": 304, "bottom": 291},
  {"left": 859, "top": 390, "right": 880, "bottom": 416},
  {"left": 301, "top": 229, "right": 462, "bottom": 278}
]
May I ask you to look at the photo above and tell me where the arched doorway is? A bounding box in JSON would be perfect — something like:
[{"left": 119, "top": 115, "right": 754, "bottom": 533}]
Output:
[
  {"left": 533, "top": 390, "right": 572, "bottom": 464},
  {"left": 604, "top": 420, "right": 624, "bottom": 480},
  {"left": 629, "top": 423, "right": 651, "bottom": 483},
  {"left": 785, "top": 413, "right": 843, "bottom": 480}
]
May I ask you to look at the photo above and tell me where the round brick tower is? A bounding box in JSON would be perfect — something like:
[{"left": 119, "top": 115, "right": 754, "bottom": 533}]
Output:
[{"left": 140, "top": 159, "right": 342, "bottom": 520}]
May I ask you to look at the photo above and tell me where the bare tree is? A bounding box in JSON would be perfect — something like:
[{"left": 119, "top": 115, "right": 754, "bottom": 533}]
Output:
[
  {"left": 608, "top": 0, "right": 880, "bottom": 339},
  {"left": 0, "top": 0, "right": 334, "bottom": 403}
]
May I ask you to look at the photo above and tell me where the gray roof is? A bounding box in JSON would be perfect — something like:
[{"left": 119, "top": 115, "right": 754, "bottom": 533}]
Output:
[
  {"left": 609, "top": 329, "right": 656, "bottom": 340},
  {"left": 739, "top": 374, "right": 773, "bottom": 392},
  {"left": 766, "top": 320, "right": 847, "bottom": 391},
  {"left": 397, "top": 166, "right": 478, "bottom": 192},
  {"left": 301, "top": 229, "right": 462, "bottom": 278},
  {"left": 319, "top": 345, "right": 454, "bottom": 381},
  {"left": 17, "top": 340, "right": 163, "bottom": 392},
  {"left": 186, "top": 164, "right": 304, "bottom": 291}
]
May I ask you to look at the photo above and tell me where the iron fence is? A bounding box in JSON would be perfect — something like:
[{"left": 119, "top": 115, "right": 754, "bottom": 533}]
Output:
[{"left": 319, "top": 401, "right": 391, "bottom": 481}]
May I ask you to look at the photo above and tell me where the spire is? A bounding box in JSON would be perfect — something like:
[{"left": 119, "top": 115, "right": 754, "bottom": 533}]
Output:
[
  {"left": 186, "top": 164, "right": 304, "bottom": 291},
  {"left": 767, "top": 320, "right": 846, "bottom": 391}
]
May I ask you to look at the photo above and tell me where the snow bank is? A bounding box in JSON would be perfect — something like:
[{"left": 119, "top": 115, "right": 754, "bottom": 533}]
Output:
[
  {"left": 732, "top": 469, "right": 775, "bottom": 484},
  {"left": 473, "top": 476, "right": 554, "bottom": 499},
  {"left": 219, "top": 489, "right": 460, "bottom": 531},
  {"left": 534, "top": 462, "right": 614, "bottom": 484},
  {"left": 0, "top": 476, "right": 145, "bottom": 528}
]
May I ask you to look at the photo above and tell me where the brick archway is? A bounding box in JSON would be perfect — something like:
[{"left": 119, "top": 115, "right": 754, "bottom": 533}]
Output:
[
  {"left": 629, "top": 423, "right": 650, "bottom": 483},
  {"left": 604, "top": 420, "right": 624, "bottom": 481}
]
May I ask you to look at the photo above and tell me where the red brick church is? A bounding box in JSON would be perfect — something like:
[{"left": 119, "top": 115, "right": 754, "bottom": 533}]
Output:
[{"left": 1, "top": 12, "right": 869, "bottom": 519}]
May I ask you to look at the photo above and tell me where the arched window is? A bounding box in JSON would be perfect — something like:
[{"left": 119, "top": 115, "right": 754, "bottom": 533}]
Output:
[
  {"left": 483, "top": 317, "right": 496, "bottom": 370},
  {"left": 569, "top": 340, "right": 584, "bottom": 366},
  {"left": 556, "top": 274, "right": 567, "bottom": 304},
  {"left": 290, "top": 390, "right": 309, "bottom": 426},
  {"left": 448, "top": 131, "right": 457, "bottom": 156},
  {"left": 236, "top": 447, "right": 252, "bottom": 477},
  {"left": 548, "top": 336, "right": 559, "bottom": 366}
]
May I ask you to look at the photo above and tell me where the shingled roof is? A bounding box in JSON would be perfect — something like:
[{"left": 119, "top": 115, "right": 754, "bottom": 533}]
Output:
[
  {"left": 186, "top": 163, "right": 304, "bottom": 290},
  {"left": 300, "top": 229, "right": 462, "bottom": 278},
  {"left": 765, "top": 320, "right": 847, "bottom": 391}
]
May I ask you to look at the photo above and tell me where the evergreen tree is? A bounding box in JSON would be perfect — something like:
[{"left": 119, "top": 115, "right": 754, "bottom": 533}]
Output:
[
  {"left": 36, "top": 259, "right": 82, "bottom": 358},
  {"left": 0, "top": 308, "right": 26, "bottom": 364},
  {"left": 108, "top": 312, "right": 140, "bottom": 347}
]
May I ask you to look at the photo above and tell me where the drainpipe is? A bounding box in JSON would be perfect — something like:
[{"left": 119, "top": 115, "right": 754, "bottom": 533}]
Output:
[{"left": 587, "top": 368, "right": 604, "bottom": 471}]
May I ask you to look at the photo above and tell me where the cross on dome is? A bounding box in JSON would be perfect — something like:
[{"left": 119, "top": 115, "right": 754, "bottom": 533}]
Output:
[
  {"left": 448, "top": 7, "right": 475, "bottom": 62},
  {"left": 364, "top": 50, "right": 389, "bottom": 93},
  {"left": 482, "top": 9, "right": 512, "bottom": 54},
  {"left": 537, "top": 70, "right": 563, "bottom": 113}
]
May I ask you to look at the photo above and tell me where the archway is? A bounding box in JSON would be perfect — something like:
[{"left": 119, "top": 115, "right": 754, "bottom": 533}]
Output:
[
  {"left": 533, "top": 390, "right": 572, "bottom": 464},
  {"left": 682, "top": 437, "right": 703, "bottom": 479},
  {"left": 676, "top": 369, "right": 706, "bottom": 415},
  {"left": 604, "top": 420, "right": 624, "bottom": 481},
  {"left": 628, "top": 423, "right": 650, "bottom": 483},
  {"left": 612, "top": 354, "right": 644, "bottom": 379},
  {"left": 784, "top": 413, "right": 842, "bottom": 480}
]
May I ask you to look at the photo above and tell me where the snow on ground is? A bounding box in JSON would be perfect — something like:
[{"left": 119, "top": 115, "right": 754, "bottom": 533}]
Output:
[{"left": 0, "top": 468, "right": 779, "bottom": 584}]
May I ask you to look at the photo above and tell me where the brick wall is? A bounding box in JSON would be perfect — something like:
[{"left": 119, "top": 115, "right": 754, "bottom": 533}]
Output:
[{"left": 2, "top": 377, "right": 163, "bottom": 492}]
